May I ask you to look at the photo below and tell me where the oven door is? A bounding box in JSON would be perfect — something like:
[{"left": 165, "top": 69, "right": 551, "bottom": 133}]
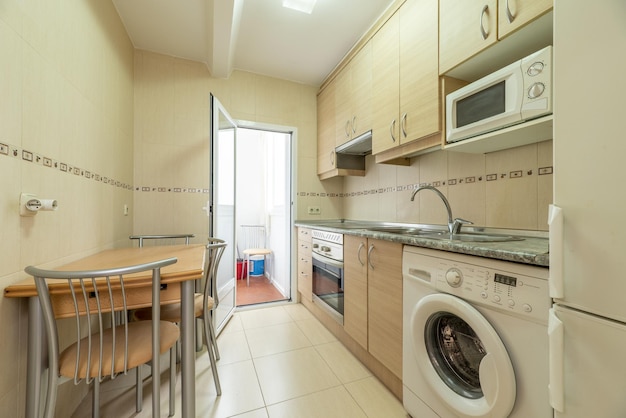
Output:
[{"left": 312, "top": 252, "right": 344, "bottom": 324}]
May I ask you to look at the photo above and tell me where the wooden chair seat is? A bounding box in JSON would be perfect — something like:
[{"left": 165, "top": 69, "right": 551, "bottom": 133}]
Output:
[
  {"left": 134, "top": 294, "right": 215, "bottom": 323},
  {"left": 59, "top": 320, "right": 179, "bottom": 379}
]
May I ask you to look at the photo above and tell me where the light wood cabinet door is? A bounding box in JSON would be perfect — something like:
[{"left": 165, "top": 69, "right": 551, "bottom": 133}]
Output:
[
  {"left": 399, "top": 0, "right": 440, "bottom": 144},
  {"left": 334, "top": 67, "right": 353, "bottom": 146},
  {"left": 498, "top": 0, "right": 552, "bottom": 39},
  {"left": 367, "top": 239, "right": 403, "bottom": 379},
  {"left": 317, "top": 82, "right": 336, "bottom": 175},
  {"left": 343, "top": 235, "right": 369, "bottom": 350},
  {"left": 372, "top": 11, "right": 400, "bottom": 154},
  {"left": 350, "top": 41, "right": 373, "bottom": 140},
  {"left": 439, "top": 0, "right": 498, "bottom": 74}
]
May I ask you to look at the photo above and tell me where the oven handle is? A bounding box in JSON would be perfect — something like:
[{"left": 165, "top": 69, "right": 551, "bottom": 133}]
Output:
[{"left": 312, "top": 251, "right": 344, "bottom": 269}]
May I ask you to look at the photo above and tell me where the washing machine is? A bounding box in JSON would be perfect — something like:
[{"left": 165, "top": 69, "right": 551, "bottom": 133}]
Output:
[{"left": 402, "top": 246, "right": 552, "bottom": 418}]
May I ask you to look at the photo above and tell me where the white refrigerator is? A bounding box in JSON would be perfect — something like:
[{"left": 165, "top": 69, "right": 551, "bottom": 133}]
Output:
[{"left": 549, "top": 0, "right": 626, "bottom": 416}]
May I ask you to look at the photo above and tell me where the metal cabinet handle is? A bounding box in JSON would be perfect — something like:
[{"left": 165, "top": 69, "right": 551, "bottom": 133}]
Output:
[
  {"left": 357, "top": 242, "right": 365, "bottom": 266},
  {"left": 506, "top": 0, "right": 515, "bottom": 23},
  {"left": 367, "top": 244, "right": 375, "bottom": 270},
  {"left": 390, "top": 119, "right": 397, "bottom": 143},
  {"left": 401, "top": 113, "right": 408, "bottom": 138},
  {"left": 345, "top": 120, "right": 351, "bottom": 139},
  {"left": 330, "top": 150, "right": 335, "bottom": 166},
  {"left": 480, "top": 4, "right": 489, "bottom": 40},
  {"left": 352, "top": 116, "right": 357, "bottom": 134}
]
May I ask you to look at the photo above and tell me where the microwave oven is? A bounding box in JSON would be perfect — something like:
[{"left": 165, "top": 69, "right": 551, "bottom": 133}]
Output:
[{"left": 445, "top": 46, "right": 552, "bottom": 144}]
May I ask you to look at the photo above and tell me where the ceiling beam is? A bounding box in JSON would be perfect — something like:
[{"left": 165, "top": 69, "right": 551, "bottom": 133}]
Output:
[{"left": 206, "top": 0, "right": 243, "bottom": 78}]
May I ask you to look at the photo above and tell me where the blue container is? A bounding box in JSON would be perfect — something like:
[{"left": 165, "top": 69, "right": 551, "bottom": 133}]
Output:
[{"left": 249, "top": 257, "right": 265, "bottom": 276}]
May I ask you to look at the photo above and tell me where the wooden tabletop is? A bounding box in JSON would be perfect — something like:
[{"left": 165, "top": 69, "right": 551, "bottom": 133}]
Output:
[{"left": 4, "top": 244, "right": 206, "bottom": 298}]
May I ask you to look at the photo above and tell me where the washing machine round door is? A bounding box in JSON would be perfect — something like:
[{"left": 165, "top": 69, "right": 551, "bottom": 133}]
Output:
[{"left": 411, "top": 294, "right": 516, "bottom": 418}]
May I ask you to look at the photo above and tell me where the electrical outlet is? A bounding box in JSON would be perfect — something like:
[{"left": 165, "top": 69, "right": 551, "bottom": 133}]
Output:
[{"left": 307, "top": 206, "right": 321, "bottom": 215}]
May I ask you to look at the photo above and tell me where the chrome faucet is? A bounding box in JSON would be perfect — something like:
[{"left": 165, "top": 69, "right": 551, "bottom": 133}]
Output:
[{"left": 410, "top": 185, "right": 472, "bottom": 234}]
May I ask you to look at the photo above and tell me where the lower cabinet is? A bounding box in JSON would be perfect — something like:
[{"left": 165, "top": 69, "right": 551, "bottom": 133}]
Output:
[
  {"left": 297, "top": 228, "right": 312, "bottom": 302},
  {"left": 344, "top": 235, "right": 403, "bottom": 379},
  {"left": 344, "top": 236, "right": 369, "bottom": 349}
]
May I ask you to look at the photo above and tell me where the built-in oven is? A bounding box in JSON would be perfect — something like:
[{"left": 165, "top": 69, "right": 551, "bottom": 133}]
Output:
[{"left": 311, "top": 230, "right": 344, "bottom": 324}]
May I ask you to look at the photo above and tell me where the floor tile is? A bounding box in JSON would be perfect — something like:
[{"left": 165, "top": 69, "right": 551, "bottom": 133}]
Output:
[
  {"left": 70, "top": 303, "right": 406, "bottom": 418},
  {"left": 232, "top": 408, "right": 269, "bottom": 418},
  {"left": 195, "top": 360, "right": 265, "bottom": 418},
  {"left": 315, "top": 341, "right": 371, "bottom": 384},
  {"left": 295, "top": 318, "right": 337, "bottom": 346},
  {"left": 254, "top": 346, "right": 341, "bottom": 405},
  {"left": 345, "top": 376, "right": 407, "bottom": 418},
  {"left": 266, "top": 386, "right": 367, "bottom": 418},
  {"left": 245, "top": 322, "right": 312, "bottom": 358},
  {"left": 237, "top": 276, "right": 286, "bottom": 306},
  {"left": 216, "top": 330, "right": 251, "bottom": 365},
  {"left": 222, "top": 313, "right": 244, "bottom": 334},
  {"left": 238, "top": 306, "right": 291, "bottom": 329},
  {"left": 283, "top": 303, "right": 315, "bottom": 321}
]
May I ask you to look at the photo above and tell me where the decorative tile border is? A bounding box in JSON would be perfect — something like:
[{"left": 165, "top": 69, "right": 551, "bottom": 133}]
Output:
[
  {"left": 4, "top": 139, "right": 552, "bottom": 197},
  {"left": 0, "top": 140, "right": 208, "bottom": 194},
  {"left": 298, "top": 166, "right": 553, "bottom": 198}
]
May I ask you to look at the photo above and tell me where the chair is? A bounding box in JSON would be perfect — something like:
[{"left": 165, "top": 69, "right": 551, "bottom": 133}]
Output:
[
  {"left": 128, "top": 233, "right": 195, "bottom": 413},
  {"left": 239, "top": 225, "right": 271, "bottom": 287},
  {"left": 134, "top": 238, "right": 226, "bottom": 395},
  {"left": 25, "top": 258, "right": 179, "bottom": 418}
]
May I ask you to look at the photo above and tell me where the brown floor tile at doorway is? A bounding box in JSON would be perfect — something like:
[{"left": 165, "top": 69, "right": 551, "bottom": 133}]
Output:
[{"left": 236, "top": 276, "right": 287, "bottom": 306}]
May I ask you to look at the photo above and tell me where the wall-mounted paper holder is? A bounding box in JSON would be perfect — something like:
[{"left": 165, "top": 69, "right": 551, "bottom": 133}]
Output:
[{"left": 20, "top": 193, "right": 58, "bottom": 217}]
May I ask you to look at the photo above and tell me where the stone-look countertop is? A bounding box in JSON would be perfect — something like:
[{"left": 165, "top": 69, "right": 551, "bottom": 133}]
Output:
[{"left": 295, "top": 220, "right": 549, "bottom": 267}]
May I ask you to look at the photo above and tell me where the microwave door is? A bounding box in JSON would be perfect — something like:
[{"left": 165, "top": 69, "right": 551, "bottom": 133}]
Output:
[{"left": 446, "top": 64, "right": 524, "bottom": 143}]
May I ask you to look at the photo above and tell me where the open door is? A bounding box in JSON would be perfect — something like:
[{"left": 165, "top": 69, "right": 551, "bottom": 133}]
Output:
[{"left": 209, "top": 94, "right": 237, "bottom": 334}]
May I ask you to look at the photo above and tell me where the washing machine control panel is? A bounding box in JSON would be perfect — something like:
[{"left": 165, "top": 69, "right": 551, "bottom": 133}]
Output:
[{"left": 429, "top": 253, "right": 550, "bottom": 323}]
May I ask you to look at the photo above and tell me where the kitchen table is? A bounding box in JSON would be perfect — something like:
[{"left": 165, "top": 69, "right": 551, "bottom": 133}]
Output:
[{"left": 4, "top": 244, "right": 206, "bottom": 418}]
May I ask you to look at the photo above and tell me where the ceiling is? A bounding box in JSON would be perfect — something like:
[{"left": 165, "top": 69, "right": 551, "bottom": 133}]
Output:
[{"left": 112, "top": 0, "right": 395, "bottom": 87}]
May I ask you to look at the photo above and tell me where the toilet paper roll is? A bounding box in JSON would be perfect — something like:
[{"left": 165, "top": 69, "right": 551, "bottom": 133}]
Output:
[{"left": 40, "top": 199, "right": 58, "bottom": 211}]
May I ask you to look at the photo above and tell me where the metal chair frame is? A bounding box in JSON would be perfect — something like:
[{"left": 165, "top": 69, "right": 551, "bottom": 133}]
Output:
[
  {"left": 25, "top": 258, "right": 178, "bottom": 418},
  {"left": 197, "top": 238, "right": 226, "bottom": 395},
  {"left": 131, "top": 234, "right": 224, "bottom": 395}
]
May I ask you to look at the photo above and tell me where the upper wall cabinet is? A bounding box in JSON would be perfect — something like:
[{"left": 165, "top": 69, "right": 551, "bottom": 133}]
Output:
[
  {"left": 317, "top": 81, "right": 336, "bottom": 175},
  {"left": 498, "top": 0, "right": 553, "bottom": 39},
  {"left": 440, "top": 0, "right": 553, "bottom": 76},
  {"left": 372, "top": 0, "right": 442, "bottom": 161},
  {"left": 440, "top": 0, "right": 498, "bottom": 75},
  {"left": 335, "top": 42, "right": 373, "bottom": 146},
  {"left": 317, "top": 78, "right": 367, "bottom": 180}
]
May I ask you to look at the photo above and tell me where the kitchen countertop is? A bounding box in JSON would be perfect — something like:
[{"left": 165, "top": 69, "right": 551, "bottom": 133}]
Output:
[{"left": 295, "top": 220, "right": 549, "bottom": 267}]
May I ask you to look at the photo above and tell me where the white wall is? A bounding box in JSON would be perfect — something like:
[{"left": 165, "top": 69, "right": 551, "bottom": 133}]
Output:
[{"left": 0, "top": 1, "right": 134, "bottom": 416}]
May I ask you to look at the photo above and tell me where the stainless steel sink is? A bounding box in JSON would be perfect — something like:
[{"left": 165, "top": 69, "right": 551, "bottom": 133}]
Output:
[
  {"left": 416, "top": 232, "right": 524, "bottom": 242},
  {"left": 367, "top": 226, "right": 426, "bottom": 234},
  {"left": 309, "top": 222, "right": 526, "bottom": 243},
  {"left": 367, "top": 226, "right": 523, "bottom": 242}
]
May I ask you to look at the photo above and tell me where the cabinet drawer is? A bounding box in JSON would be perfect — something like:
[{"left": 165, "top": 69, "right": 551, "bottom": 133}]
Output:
[{"left": 298, "top": 228, "right": 312, "bottom": 243}]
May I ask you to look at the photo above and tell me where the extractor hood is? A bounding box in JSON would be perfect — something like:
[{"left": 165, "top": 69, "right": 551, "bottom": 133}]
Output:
[{"left": 335, "top": 130, "right": 372, "bottom": 156}]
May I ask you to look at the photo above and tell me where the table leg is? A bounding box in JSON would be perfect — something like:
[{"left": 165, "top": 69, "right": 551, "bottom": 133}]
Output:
[
  {"left": 26, "top": 296, "right": 45, "bottom": 418},
  {"left": 181, "top": 280, "right": 196, "bottom": 418},
  {"left": 152, "top": 271, "right": 162, "bottom": 417}
]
